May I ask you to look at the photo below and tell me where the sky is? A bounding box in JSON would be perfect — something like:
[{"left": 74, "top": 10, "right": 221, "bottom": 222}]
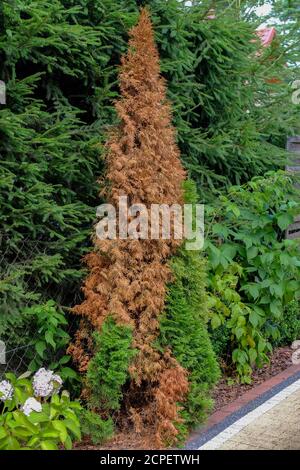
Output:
[
  {"left": 183, "top": 1, "right": 274, "bottom": 26},
  {"left": 184, "top": 2, "right": 273, "bottom": 15},
  {"left": 255, "top": 4, "right": 272, "bottom": 17}
]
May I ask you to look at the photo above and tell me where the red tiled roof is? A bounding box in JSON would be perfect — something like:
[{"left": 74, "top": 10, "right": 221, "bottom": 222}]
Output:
[{"left": 256, "top": 27, "right": 277, "bottom": 47}]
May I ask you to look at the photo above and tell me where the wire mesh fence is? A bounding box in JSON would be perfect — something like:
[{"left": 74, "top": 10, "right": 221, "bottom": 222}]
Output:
[{"left": 0, "top": 231, "right": 79, "bottom": 380}]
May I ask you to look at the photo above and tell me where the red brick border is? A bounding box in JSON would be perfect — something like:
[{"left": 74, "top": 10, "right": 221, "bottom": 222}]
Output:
[{"left": 188, "top": 363, "right": 300, "bottom": 440}]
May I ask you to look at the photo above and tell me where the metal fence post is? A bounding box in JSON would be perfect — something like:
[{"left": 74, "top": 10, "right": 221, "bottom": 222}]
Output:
[{"left": 286, "top": 136, "right": 300, "bottom": 240}]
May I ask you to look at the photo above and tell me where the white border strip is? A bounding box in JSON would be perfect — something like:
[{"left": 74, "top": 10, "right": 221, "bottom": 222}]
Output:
[{"left": 199, "top": 378, "right": 300, "bottom": 450}]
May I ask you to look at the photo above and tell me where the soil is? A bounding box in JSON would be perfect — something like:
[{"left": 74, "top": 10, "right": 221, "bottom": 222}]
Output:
[
  {"left": 212, "top": 346, "right": 294, "bottom": 411},
  {"left": 75, "top": 346, "right": 294, "bottom": 450}
]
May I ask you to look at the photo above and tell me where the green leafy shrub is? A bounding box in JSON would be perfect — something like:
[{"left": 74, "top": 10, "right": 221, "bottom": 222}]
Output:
[
  {"left": 86, "top": 316, "right": 136, "bottom": 412},
  {"left": 206, "top": 171, "right": 300, "bottom": 382},
  {"left": 0, "top": 371, "right": 81, "bottom": 450},
  {"left": 23, "top": 301, "right": 79, "bottom": 384},
  {"left": 0, "top": 300, "right": 78, "bottom": 385},
  {"left": 80, "top": 409, "right": 114, "bottom": 445}
]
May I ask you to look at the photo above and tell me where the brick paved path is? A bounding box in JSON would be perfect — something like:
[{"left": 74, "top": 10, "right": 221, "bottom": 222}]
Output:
[
  {"left": 220, "top": 387, "right": 300, "bottom": 450},
  {"left": 186, "top": 371, "right": 300, "bottom": 451}
]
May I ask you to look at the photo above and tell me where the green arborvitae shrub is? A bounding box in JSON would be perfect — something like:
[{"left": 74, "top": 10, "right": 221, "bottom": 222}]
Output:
[
  {"left": 159, "top": 181, "right": 220, "bottom": 435},
  {"left": 79, "top": 409, "right": 114, "bottom": 446},
  {"left": 86, "top": 316, "right": 136, "bottom": 413},
  {"left": 159, "top": 250, "right": 220, "bottom": 433}
]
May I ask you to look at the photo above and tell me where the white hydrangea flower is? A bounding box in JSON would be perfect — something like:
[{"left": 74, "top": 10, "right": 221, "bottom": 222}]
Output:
[
  {"left": 33, "top": 368, "right": 63, "bottom": 398},
  {"left": 33, "top": 368, "right": 54, "bottom": 397},
  {"left": 0, "top": 380, "right": 14, "bottom": 402},
  {"left": 22, "top": 397, "right": 42, "bottom": 416}
]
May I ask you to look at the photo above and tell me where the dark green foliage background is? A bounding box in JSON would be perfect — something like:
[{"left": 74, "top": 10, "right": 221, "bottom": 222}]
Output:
[
  {"left": 0, "top": 1, "right": 299, "bottom": 439},
  {"left": 1, "top": 0, "right": 297, "bottom": 323},
  {"left": 0, "top": 0, "right": 137, "bottom": 335}
]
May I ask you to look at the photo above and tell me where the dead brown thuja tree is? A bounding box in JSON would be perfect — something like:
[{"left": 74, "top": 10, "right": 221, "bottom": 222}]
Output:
[{"left": 69, "top": 8, "right": 189, "bottom": 445}]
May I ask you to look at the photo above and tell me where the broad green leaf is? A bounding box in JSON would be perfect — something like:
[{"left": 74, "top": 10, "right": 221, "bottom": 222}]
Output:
[
  {"left": 277, "top": 213, "right": 293, "bottom": 230},
  {"left": 247, "top": 246, "right": 258, "bottom": 260},
  {"left": 41, "top": 440, "right": 58, "bottom": 450},
  {"left": 64, "top": 418, "right": 81, "bottom": 440},
  {"left": 35, "top": 341, "right": 47, "bottom": 358},
  {"left": 45, "top": 330, "right": 56, "bottom": 348},
  {"left": 249, "top": 311, "right": 259, "bottom": 327},
  {"left": 248, "top": 348, "right": 257, "bottom": 364}
]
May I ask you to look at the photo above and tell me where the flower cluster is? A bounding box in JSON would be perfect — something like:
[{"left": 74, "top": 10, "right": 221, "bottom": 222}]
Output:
[
  {"left": 33, "top": 368, "right": 62, "bottom": 398},
  {"left": 0, "top": 369, "right": 63, "bottom": 417},
  {"left": 0, "top": 380, "right": 14, "bottom": 402},
  {"left": 22, "top": 397, "right": 42, "bottom": 416}
]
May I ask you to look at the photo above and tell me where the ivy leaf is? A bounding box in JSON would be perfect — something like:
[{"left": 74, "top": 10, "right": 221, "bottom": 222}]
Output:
[{"left": 258, "top": 339, "right": 266, "bottom": 353}]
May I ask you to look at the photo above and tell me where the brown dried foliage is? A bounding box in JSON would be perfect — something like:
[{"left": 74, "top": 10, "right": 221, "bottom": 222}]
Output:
[{"left": 68, "top": 8, "right": 189, "bottom": 446}]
